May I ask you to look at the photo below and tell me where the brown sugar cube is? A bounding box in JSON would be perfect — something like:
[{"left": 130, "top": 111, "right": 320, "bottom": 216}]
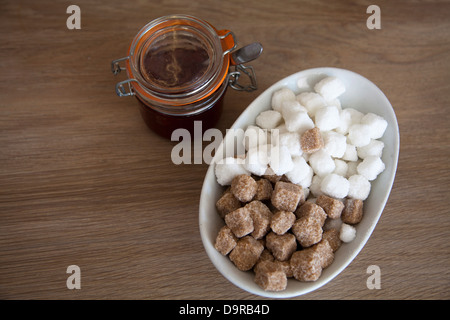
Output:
[
  {"left": 290, "top": 248, "right": 322, "bottom": 281},
  {"left": 229, "top": 236, "right": 264, "bottom": 271},
  {"left": 265, "top": 232, "right": 297, "bottom": 261},
  {"left": 214, "top": 226, "right": 238, "bottom": 255},
  {"left": 341, "top": 198, "right": 364, "bottom": 225},
  {"left": 216, "top": 190, "right": 241, "bottom": 219},
  {"left": 295, "top": 201, "right": 327, "bottom": 226},
  {"left": 254, "top": 260, "right": 287, "bottom": 292},
  {"left": 253, "top": 249, "right": 274, "bottom": 274},
  {"left": 260, "top": 248, "right": 274, "bottom": 261},
  {"left": 316, "top": 195, "right": 345, "bottom": 219},
  {"left": 225, "top": 207, "right": 254, "bottom": 238},
  {"left": 322, "top": 229, "right": 342, "bottom": 252},
  {"left": 323, "top": 215, "right": 343, "bottom": 231},
  {"left": 263, "top": 174, "right": 282, "bottom": 184},
  {"left": 271, "top": 181, "right": 305, "bottom": 212},
  {"left": 270, "top": 211, "right": 296, "bottom": 235},
  {"left": 257, "top": 237, "right": 265, "bottom": 248},
  {"left": 245, "top": 200, "right": 272, "bottom": 239},
  {"left": 274, "top": 260, "right": 293, "bottom": 278},
  {"left": 230, "top": 174, "right": 257, "bottom": 203},
  {"left": 262, "top": 167, "right": 282, "bottom": 184},
  {"left": 311, "top": 239, "right": 334, "bottom": 269},
  {"left": 300, "top": 127, "right": 324, "bottom": 153},
  {"left": 291, "top": 217, "right": 323, "bottom": 248},
  {"left": 254, "top": 178, "right": 273, "bottom": 201},
  {"left": 254, "top": 249, "right": 275, "bottom": 273}
]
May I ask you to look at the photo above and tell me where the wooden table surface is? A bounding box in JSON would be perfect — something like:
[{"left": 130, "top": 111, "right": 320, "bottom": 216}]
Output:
[{"left": 1, "top": 0, "right": 449, "bottom": 300}]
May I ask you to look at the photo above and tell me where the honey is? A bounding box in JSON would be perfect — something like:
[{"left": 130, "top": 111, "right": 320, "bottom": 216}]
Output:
[
  {"left": 137, "top": 86, "right": 226, "bottom": 138},
  {"left": 142, "top": 46, "right": 210, "bottom": 89}
]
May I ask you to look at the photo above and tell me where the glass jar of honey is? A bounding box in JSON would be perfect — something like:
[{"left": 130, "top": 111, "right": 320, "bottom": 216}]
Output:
[{"left": 112, "top": 14, "right": 261, "bottom": 138}]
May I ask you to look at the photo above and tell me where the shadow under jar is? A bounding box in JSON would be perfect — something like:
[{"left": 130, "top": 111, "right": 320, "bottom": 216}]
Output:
[{"left": 112, "top": 14, "right": 261, "bottom": 139}]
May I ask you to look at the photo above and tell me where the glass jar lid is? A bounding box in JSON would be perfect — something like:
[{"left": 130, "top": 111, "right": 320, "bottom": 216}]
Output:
[{"left": 126, "top": 15, "right": 230, "bottom": 105}]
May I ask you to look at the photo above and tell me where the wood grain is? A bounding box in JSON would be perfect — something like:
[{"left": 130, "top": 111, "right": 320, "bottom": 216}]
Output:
[{"left": 0, "top": 0, "right": 449, "bottom": 300}]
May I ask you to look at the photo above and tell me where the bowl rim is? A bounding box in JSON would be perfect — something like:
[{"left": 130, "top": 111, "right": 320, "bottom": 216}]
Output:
[{"left": 199, "top": 67, "right": 400, "bottom": 298}]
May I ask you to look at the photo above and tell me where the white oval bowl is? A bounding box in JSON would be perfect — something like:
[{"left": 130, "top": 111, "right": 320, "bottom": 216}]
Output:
[{"left": 199, "top": 67, "right": 400, "bottom": 298}]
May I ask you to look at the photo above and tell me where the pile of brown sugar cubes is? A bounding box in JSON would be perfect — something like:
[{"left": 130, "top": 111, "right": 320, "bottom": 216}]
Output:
[
  {"left": 213, "top": 76, "right": 387, "bottom": 292},
  {"left": 214, "top": 174, "right": 363, "bottom": 291}
]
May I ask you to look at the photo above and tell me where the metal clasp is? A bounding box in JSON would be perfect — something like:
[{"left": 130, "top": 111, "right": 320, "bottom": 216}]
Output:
[
  {"left": 111, "top": 56, "right": 129, "bottom": 75},
  {"left": 228, "top": 64, "right": 257, "bottom": 92},
  {"left": 115, "top": 79, "right": 138, "bottom": 97},
  {"left": 112, "top": 56, "right": 137, "bottom": 97},
  {"left": 218, "top": 31, "right": 237, "bottom": 56}
]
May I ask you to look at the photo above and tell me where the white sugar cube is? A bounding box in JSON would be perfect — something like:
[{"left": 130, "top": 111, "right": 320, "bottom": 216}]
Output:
[
  {"left": 322, "top": 131, "right": 347, "bottom": 158},
  {"left": 314, "top": 76, "right": 346, "bottom": 101},
  {"left": 315, "top": 106, "right": 340, "bottom": 131},
  {"left": 333, "top": 159, "right": 348, "bottom": 177},
  {"left": 282, "top": 104, "right": 314, "bottom": 134},
  {"left": 255, "top": 110, "right": 283, "bottom": 130},
  {"left": 303, "top": 187, "right": 311, "bottom": 199},
  {"left": 348, "top": 123, "right": 372, "bottom": 147},
  {"left": 357, "top": 155, "right": 385, "bottom": 181},
  {"left": 296, "top": 92, "right": 326, "bottom": 117},
  {"left": 273, "top": 123, "right": 288, "bottom": 135},
  {"left": 320, "top": 173, "right": 349, "bottom": 199},
  {"left": 336, "top": 108, "right": 364, "bottom": 135},
  {"left": 285, "top": 156, "right": 313, "bottom": 185},
  {"left": 244, "top": 145, "right": 270, "bottom": 176},
  {"left": 215, "top": 156, "right": 249, "bottom": 186},
  {"left": 310, "top": 175, "right": 324, "bottom": 197},
  {"left": 277, "top": 132, "right": 302, "bottom": 156},
  {"left": 309, "top": 149, "right": 336, "bottom": 177},
  {"left": 243, "top": 125, "right": 267, "bottom": 150},
  {"left": 280, "top": 100, "right": 307, "bottom": 116},
  {"left": 347, "top": 174, "right": 371, "bottom": 200},
  {"left": 298, "top": 167, "right": 314, "bottom": 189},
  {"left": 361, "top": 113, "right": 388, "bottom": 139},
  {"left": 326, "top": 98, "right": 341, "bottom": 110},
  {"left": 346, "top": 161, "right": 360, "bottom": 178},
  {"left": 296, "top": 77, "right": 309, "bottom": 90},
  {"left": 349, "top": 108, "right": 364, "bottom": 123},
  {"left": 342, "top": 143, "right": 359, "bottom": 162},
  {"left": 268, "top": 125, "right": 283, "bottom": 146},
  {"left": 340, "top": 223, "right": 356, "bottom": 243},
  {"left": 271, "top": 87, "right": 296, "bottom": 112},
  {"left": 302, "top": 151, "right": 311, "bottom": 162},
  {"left": 357, "top": 139, "right": 385, "bottom": 159},
  {"left": 268, "top": 145, "right": 294, "bottom": 176}
]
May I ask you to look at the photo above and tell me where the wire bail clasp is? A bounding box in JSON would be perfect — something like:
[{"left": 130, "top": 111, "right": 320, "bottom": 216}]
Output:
[
  {"left": 111, "top": 56, "right": 129, "bottom": 75},
  {"left": 111, "top": 56, "right": 138, "bottom": 97},
  {"left": 228, "top": 64, "right": 257, "bottom": 92}
]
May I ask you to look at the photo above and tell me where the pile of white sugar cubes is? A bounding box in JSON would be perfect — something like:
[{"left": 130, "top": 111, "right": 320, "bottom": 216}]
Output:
[{"left": 215, "top": 75, "right": 388, "bottom": 244}]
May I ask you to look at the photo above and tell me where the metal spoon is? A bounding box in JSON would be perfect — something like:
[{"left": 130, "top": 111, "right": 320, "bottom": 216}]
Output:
[{"left": 230, "top": 42, "right": 263, "bottom": 66}]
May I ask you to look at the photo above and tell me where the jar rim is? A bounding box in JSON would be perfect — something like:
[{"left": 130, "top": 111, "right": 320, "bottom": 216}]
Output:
[{"left": 125, "top": 14, "right": 230, "bottom": 108}]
